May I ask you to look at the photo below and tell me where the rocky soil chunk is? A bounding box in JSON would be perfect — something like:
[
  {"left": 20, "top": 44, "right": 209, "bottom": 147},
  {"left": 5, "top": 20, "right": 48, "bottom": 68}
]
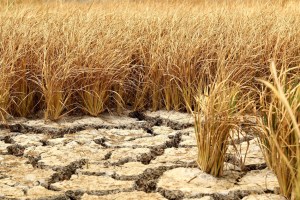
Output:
[
  {"left": 93, "top": 129, "right": 151, "bottom": 148},
  {"left": 151, "top": 147, "right": 197, "bottom": 165},
  {"left": 12, "top": 134, "right": 44, "bottom": 147},
  {"left": 0, "top": 141, "right": 10, "bottom": 154},
  {"left": 232, "top": 168, "right": 279, "bottom": 192},
  {"left": 180, "top": 130, "right": 197, "bottom": 147},
  {"left": 152, "top": 126, "right": 175, "bottom": 135},
  {"left": 24, "top": 142, "right": 109, "bottom": 168},
  {"left": 0, "top": 155, "right": 54, "bottom": 186},
  {"left": 22, "top": 115, "right": 138, "bottom": 129},
  {"left": 242, "top": 194, "right": 285, "bottom": 200},
  {"left": 227, "top": 139, "right": 265, "bottom": 169},
  {"left": 81, "top": 191, "right": 167, "bottom": 200},
  {"left": 145, "top": 110, "right": 194, "bottom": 126},
  {"left": 6, "top": 144, "right": 26, "bottom": 156},
  {"left": 23, "top": 186, "right": 66, "bottom": 199},
  {"left": 119, "top": 135, "right": 170, "bottom": 148},
  {"left": 50, "top": 174, "right": 134, "bottom": 194},
  {"left": 157, "top": 167, "right": 239, "bottom": 198},
  {"left": 183, "top": 197, "right": 214, "bottom": 200},
  {"left": 0, "top": 183, "right": 24, "bottom": 198},
  {"left": 108, "top": 148, "right": 151, "bottom": 164}
]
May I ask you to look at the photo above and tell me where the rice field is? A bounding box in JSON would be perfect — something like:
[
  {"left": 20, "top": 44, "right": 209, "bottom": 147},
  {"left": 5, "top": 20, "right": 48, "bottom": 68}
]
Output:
[{"left": 0, "top": 0, "right": 299, "bottom": 199}]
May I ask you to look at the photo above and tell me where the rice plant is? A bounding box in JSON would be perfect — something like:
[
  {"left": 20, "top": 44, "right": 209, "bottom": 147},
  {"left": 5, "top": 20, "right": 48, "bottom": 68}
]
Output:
[
  {"left": 10, "top": 61, "right": 37, "bottom": 117},
  {"left": 193, "top": 77, "right": 244, "bottom": 177},
  {"left": 36, "top": 63, "right": 74, "bottom": 121},
  {"left": 0, "top": 65, "right": 13, "bottom": 121},
  {"left": 257, "top": 62, "right": 300, "bottom": 199}
]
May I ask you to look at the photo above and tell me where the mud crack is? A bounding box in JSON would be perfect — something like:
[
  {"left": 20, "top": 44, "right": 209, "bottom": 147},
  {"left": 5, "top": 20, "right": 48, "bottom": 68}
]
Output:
[
  {"left": 138, "top": 132, "right": 182, "bottom": 164},
  {"left": 1, "top": 121, "right": 150, "bottom": 139},
  {"left": 134, "top": 166, "right": 172, "bottom": 192},
  {"left": 225, "top": 154, "right": 267, "bottom": 172},
  {"left": 128, "top": 111, "right": 193, "bottom": 131},
  {"left": 48, "top": 159, "right": 87, "bottom": 186}
]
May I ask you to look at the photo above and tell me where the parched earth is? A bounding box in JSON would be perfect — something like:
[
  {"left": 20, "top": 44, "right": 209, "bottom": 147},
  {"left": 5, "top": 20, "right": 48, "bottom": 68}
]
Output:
[{"left": 0, "top": 111, "right": 284, "bottom": 200}]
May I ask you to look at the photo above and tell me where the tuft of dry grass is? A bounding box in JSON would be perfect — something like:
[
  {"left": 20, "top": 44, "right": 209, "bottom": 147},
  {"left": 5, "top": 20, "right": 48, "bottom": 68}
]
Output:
[
  {"left": 193, "top": 75, "right": 246, "bottom": 176},
  {"left": 10, "top": 64, "right": 37, "bottom": 117},
  {"left": 257, "top": 62, "right": 300, "bottom": 199},
  {"left": 0, "top": 65, "right": 13, "bottom": 121}
]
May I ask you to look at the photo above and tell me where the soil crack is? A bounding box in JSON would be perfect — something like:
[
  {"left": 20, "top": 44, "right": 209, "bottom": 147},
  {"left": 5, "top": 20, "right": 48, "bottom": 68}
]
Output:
[{"left": 48, "top": 159, "right": 87, "bottom": 186}]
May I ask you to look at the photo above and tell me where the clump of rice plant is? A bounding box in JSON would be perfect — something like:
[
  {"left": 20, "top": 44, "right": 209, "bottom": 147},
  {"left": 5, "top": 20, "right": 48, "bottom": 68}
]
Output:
[
  {"left": 34, "top": 56, "right": 75, "bottom": 121},
  {"left": 78, "top": 80, "right": 110, "bottom": 117},
  {"left": 257, "top": 62, "right": 300, "bottom": 199},
  {"left": 77, "top": 68, "right": 120, "bottom": 116},
  {"left": 75, "top": 37, "right": 131, "bottom": 116},
  {"left": 0, "top": 64, "right": 14, "bottom": 121},
  {"left": 193, "top": 79, "right": 242, "bottom": 177},
  {"left": 10, "top": 60, "right": 37, "bottom": 117}
]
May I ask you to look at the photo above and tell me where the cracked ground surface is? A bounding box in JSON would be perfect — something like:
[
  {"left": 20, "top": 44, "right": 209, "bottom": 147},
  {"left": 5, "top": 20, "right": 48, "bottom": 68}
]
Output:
[{"left": 0, "top": 111, "right": 284, "bottom": 200}]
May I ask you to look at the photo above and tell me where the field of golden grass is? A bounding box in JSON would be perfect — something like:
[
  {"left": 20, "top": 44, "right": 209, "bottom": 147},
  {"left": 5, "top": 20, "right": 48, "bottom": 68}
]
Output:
[
  {"left": 0, "top": 0, "right": 299, "bottom": 199},
  {"left": 0, "top": 0, "right": 298, "bottom": 119}
]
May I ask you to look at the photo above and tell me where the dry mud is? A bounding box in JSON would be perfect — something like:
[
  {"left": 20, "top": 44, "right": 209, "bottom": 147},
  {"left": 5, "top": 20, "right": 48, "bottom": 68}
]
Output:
[{"left": 0, "top": 111, "right": 284, "bottom": 200}]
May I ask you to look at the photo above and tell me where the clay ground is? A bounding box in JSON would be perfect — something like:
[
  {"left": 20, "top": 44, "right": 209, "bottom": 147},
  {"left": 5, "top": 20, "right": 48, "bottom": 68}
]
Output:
[{"left": 0, "top": 111, "right": 285, "bottom": 200}]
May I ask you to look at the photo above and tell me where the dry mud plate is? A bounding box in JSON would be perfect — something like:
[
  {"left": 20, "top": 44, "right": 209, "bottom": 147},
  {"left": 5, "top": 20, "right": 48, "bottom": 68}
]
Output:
[{"left": 0, "top": 111, "right": 284, "bottom": 200}]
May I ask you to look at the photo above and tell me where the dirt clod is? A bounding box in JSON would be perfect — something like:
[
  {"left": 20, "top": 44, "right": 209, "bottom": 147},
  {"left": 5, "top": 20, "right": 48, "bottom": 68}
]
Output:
[
  {"left": 135, "top": 166, "right": 171, "bottom": 192},
  {"left": 3, "top": 135, "right": 15, "bottom": 144},
  {"left": 7, "top": 144, "right": 25, "bottom": 156},
  {"left": 158, "top": 189, "right": 184, "bottom": 200},
  {"left": 49, "top": 159, "right": 87, "bottom": 185}
]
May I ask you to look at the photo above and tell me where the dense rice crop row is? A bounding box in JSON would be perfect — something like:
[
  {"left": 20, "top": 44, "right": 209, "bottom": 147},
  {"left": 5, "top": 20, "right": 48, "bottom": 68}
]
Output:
[
  {"left": 0, "top": 0, "right": 299, "bottom": 199},
  {"left": 0, "top": 0, "right": 299, "bottom": 120}
]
